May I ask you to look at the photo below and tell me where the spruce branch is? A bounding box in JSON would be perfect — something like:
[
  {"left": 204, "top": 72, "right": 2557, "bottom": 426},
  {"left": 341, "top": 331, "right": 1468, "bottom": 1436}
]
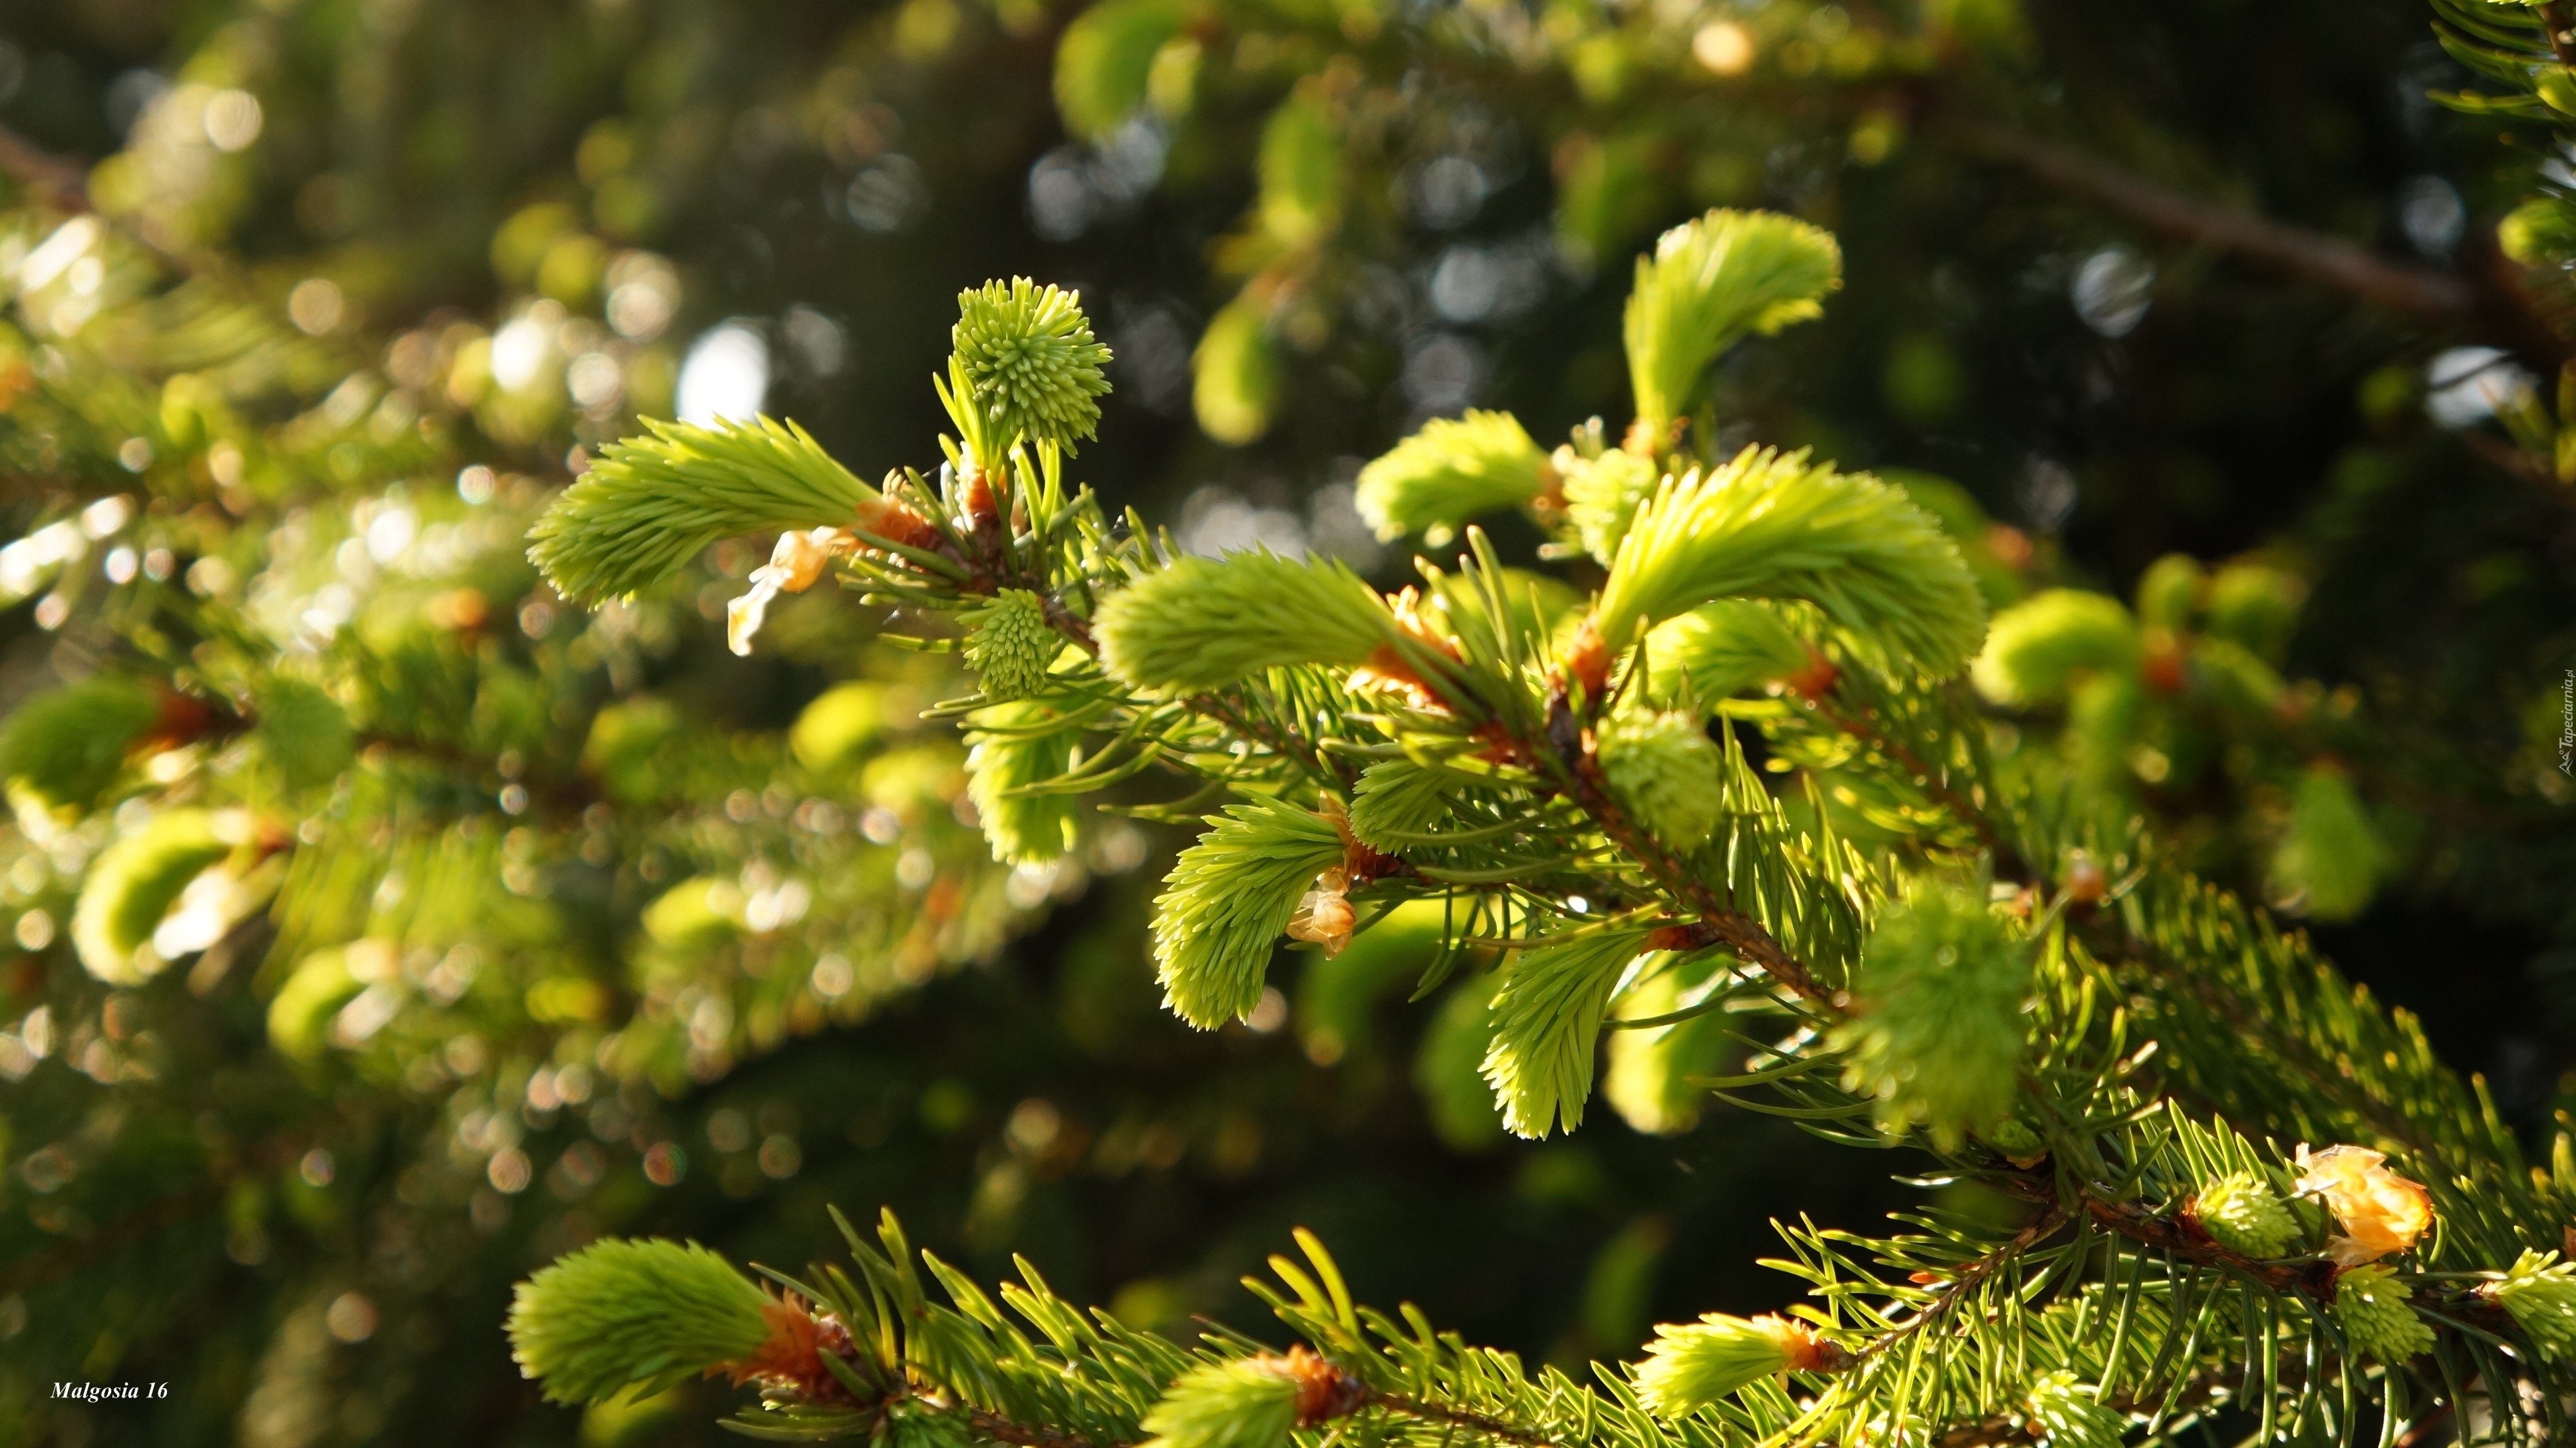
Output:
[
  {"left": 1624, "top": 210, "right": 1843, "bottom": 438},
  {"left": 1535, "top": 686, "right": 1832, "bottom": 1005},
  {"left": 1094, "top": 552, "right": 1399, "bottom": 695},
  {"left": 506, "top": 1238, "right": 779, "bottom": 1404},
  {"left": 1354, "top": 410, "right": 1555, "bottom": 542},
  {"left": 528, "top": 415, "right": 889, "bottom": 602},
  {"left": 1782, "top": 683, "right": 2473, "bottom": 1169},
  {"left": 1853, "top": 1200, "right": 2074, "bottom": 1365},
  {"left": 1591, "top": 447, "right": 1987, "bottom": 688},
  {"left": 1345, "top": 1385, "right": 1562, "bottom": 1448},
  {"left": 0, "top": 673, "right": 167, "bottom": 813},
  {"left": 512, "top": 252, "right": 2576, "bottom": 1448}
]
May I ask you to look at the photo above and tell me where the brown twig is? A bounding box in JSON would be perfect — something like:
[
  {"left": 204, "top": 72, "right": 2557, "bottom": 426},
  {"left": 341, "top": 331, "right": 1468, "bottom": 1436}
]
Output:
[
  {"left": 2458, "top": 428, "right": 2576, "bottom": 518},
  {"left": 958, "top": 1405, "right": 1106, "bottom": 1448},
  {"left": 1537, "top": 691, "right": 1834, "bottom": 1004},
  {"left": 1806, "top": 690, "right": 2021, "bottom": 876},
  {"left": 2073, "top": 1189, "right": 2336, "bottom": 1297},
  {"left": 0, "top": 122, "right": 90, "bottom": 213},
  {"left": 1188, "top": 689, "right": 1345, "bottom": 789},
  {"left": 1359, "top": 1389, "right": 1559, "bottom": 1448},
  {"left": 1943, "top": 118, "right": 2480, "bottom": 323},
  {"left": 1859, "top": 1201, "right": 2072, "bottom": 1362},
  {"left": 2539, "top": 1, "right": 2576, "bottom": 67}
]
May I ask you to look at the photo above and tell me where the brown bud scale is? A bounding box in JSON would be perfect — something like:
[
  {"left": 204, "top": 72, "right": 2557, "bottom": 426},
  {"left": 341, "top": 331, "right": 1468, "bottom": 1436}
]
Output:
[
  {"left": 727, "top": 1298, "right": 860, "bottom": 1404},
  {"left": 1283, "top": 1346, "right": 1366, "bottom": 1425}
]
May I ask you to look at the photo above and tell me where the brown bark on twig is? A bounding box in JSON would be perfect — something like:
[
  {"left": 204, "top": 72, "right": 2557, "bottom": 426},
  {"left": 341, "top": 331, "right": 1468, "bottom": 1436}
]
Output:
[
  {"left": 2538, "top": 1, "right": 2576, "bottom": 67},
  {"left": 1537, "top": 690, "right": 1835, "bottom": 1005},
  {"left": 1944, "top": 118, "right": 2478, "bottom": 322}
]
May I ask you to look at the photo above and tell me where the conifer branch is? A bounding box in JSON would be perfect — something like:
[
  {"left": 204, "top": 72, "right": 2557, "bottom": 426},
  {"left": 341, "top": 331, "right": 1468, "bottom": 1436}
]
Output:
[
  {"left": 959, "top": 1403, "right": 1112, "bottom": 1448},
  {"left": 1857, "top": 1200, "right": 2074, "bottom": 1363},
  {"left": 1353, "top": 1388, "right": 1559, "bottom": 1448},
  {"left": 1800, "top": 689, "right": 2018, "bottom": 872},
  {"left": 2537, "top": 1, "right": 2576, "bottom": 69},
  {"left": 513, "top": 237, "right": 2576, "bottom": 1448},
  {"left": 1535, "top": 690, "right": 1833, "bottom": 1005},
  {"left": 1793, "top": 683, "right": 2459, "bottom": 1163}
]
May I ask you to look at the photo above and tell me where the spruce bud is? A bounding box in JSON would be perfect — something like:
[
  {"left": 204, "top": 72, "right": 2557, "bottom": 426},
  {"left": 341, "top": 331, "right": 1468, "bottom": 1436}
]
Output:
[
  {"left": 0, "top": 675, "right": 162, "bottom": 814},
  {"left": 2026, "top": 1371, "right": 2126, "bottom": 1448},
  {"left": 1641, "top": 600, "right": 1811, "bottom": 704},
  {"left": 965, "top": 701, "right": 1082, "bottom": 865},
  {"left": 1597, "top": 710, "right": 1723, "bottom": 852},
  {"left": 2295, "top": 1145, "right": 2431, "bottom": 1266},
  {"left": 1353, "top": 410, "right": 1551, "bottom": 542},
  {"left": 73, "top": 808, "right": 243, "bottom": 985},
  {"left": 1151, "top": 797, "right": 1348, "bottom": 1028},
  {"left": 1097, "top": 553, "right": 1391, "bottom": 695},
  {"left": 2331, "top": 1263, "right": 2432, "bottom": 1363},
  {"left": 507, "top": 1238, "right": 776, "bottom": 1405},
  {"left": 1559, "top": 446, "right": 1661, "bottom": 565},
  {"left": 1053, "top": 0, "right": 1190, "bottom": 139},
  {"left": 951, "top": 278, "right": 1113, "bottom": 451},
  {"left": 2271, "top": 765, "right": 2386, "bottom": 924},
  {"left": 1633, "top": 1313, "right": 1844, "bottom": 1415},
  {"left": 2191, "top": 1171, "right": 2301, "bottom": 1260},
  {"left": 528, "top": 416, "right": 884, "bottom": 604},
  {"left": 1625, "top": 210, "right": 1842, "bottom": 436},
  {"left": 1140, "top": 1348, "right": 1359, "bottom": 1448},
  {"left": 1970, "top": 589, "right": 2141, "bottom": 709},
  {"left": 965, "top": 589, "right": 1059, "bottom": 701},
  {"left": 2205, "top": 562, "right": 2303, "bottom": 663},
  {"left": 1482, "top": 928, "right": 1656, "bottom": 1137},
  {"left": 251, "top": 677, "right": 355, "bottom": 791},
  {"left": 1591, "top": 447, "right": 1985, "bottom": 686},
  {"left": 266, "top": 946, "right": 367, "bottom": 1059},
  {"left": 1347, "top": 759, "right": 1458, "bottom": 849},
  {"left": 1829, "top": 880, "right": 2030, "bottom": 1149},
  {"left": 2485, "top": 1249, "right": 2576, "bottom": 1361},
  {"left": 1193, "top": 293, "right": 1282, "bottom": 446},
  {"left": 2134, "top": 554, "right": 2203, "bottom": 634},
  {"left": 1981, "top": 1117, "right": 2046, "bottom": 1167}
]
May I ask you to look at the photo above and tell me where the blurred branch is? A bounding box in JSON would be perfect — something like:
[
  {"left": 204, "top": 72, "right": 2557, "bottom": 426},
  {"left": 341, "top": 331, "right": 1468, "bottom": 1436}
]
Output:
[
  {"left": 0, "top": 122, "right": 91, "bottom": 213},
  {"left": 1948, "top": 118, "right": 2480, "bottom": 321},
  {"left": 0, "top": 1180, "right": 224, "bottom": 1298},
  {"left": 2541, "top": 1, "right": 2576, "bottom": 67},
  {"left": 2458, "top": 428, "right": 2576, "bottom": 516}
]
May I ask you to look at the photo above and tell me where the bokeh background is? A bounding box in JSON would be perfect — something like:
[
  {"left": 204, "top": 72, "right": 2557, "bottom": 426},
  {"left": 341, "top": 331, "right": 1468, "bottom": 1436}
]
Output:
[{"left": 1, "top": 0, "right": 2571, "bottom": 1443}]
